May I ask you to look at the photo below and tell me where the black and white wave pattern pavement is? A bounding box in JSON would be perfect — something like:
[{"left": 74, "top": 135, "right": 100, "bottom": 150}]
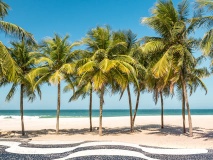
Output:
[{"left": 0, "top": 140, "right": 212, "bottom": 160}]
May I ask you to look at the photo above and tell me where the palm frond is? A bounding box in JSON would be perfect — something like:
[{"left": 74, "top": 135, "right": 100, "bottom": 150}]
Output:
[
  {"left": 0, "top": 0, "right": 9, "bottom": 19},
  {"left": 59, "top": 63, "right": 75, "bottom": 74},
  {"left": 140, "top": 40, "right": 165, "bottom": 54},
  {"left": 49, "top": 70, "right": 62, "bottom": 85},
  {"left": 196, "top": 0, "right": 213, "bottom": 11},
  {"left": 0, "top": 41, "right": 21, "bottom": 80},
  {"left": 178, "top": 0, "right": 189, "bottom": 21},
  {"left": 152, "top": 51, "right": 171, "bottom": 78},
  {"left": 201, "top": 29, "right": 213, "bottom": 56},
  {"left": 77, "top": 61, "right": 96, "bottom": 75},
  {"left": 5, "top": 83, "right": 17, "bottom": 101},
  {"left": 99, "top": 59, "right": 117, "bottom": 73},
  {"left": 0, "top": 21, "right": 36, "bottom": 44},
  {"left": 92, "top": 71, "right": 108, "bottom": 90}
]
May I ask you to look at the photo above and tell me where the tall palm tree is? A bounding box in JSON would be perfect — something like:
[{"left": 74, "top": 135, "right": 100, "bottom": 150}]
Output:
[
  {"left": 78, "top": 26, "right": 138, "bottom": 136},
  {"left": 175, "top": 56, "right": 209, "bottom": 133},
  {"left": 147, "top": 71, "right": 171, "bottom": 129},
  {"left": 112, "top": 30, "right": 146, "bottom": 132},
  {"left": 0, "top": 0, "right": 35, "bottom": 81},
  {"left": 141, "top": 0, "right": 203, "bottom": 136},
  {"left": 5, "top": 41, "right": 41, "bottom": 136},
  {"left": 34, "top": 34, "right": 78, "bottom": 134},
  {"left": 67, "top": 49, "right": 95, "bottom": 132},
  {"left": 129, "top": 41, "right": 150, "bottom": 129},
  {"left": 65, "top": 75, "right": 94, "bottom": 132}
]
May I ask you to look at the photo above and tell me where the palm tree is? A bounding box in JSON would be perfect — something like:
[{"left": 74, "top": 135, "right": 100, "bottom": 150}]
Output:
[
  {"left": 147, "top": 71, "right": 171, "bottom": 129},
  {"left": 112, "top": 30, "right": 146, "bottom": 132},
  {"left": 5, "top": 41, "right": 41, "bottom": 136},
  {"left": 0, "top": 0, "right": 35, "bottom": 81},
  {"left": 141, "top": 0, "right": 204, "bottom": 136},
  {"left": 67, "top": 49, "right": 95, "bottom": 132},
  {"left": 78, "top": 26, "right": 138, "bottom": 136},
  {"left": 177, "top": 57, "right": 209, "bottom": 133},
  {"left": 74, "top": 83, "right": 93, "bottom": 132},
  {"left": 34, "top": 34, "right": 78, "bottom": 134},
  {"left": 65, "top": 76, "right": 94, "bottom": 132}
]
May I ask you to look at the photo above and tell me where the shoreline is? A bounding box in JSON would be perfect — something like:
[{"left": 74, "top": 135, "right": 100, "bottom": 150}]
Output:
[
  {"left": 0, "top": 115, "right": 213, "bottom": 149},
  {"left": 1, "top": 114, "right": 213, "bottom": 119}
]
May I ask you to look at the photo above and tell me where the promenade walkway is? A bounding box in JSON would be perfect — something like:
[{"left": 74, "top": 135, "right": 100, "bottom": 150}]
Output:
[{"left": 0, "top": 140, "right": 212, "bottom": 159}]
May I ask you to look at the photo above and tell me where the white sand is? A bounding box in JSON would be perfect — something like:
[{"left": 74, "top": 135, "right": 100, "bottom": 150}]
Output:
[{"left": 0, "top": 115, "right": 213, "bottom": 149}]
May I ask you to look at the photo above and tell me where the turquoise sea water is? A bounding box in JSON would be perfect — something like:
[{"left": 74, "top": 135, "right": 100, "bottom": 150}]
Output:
[{"left": 0, "top": 109, "right": 212, "bottom": 119}]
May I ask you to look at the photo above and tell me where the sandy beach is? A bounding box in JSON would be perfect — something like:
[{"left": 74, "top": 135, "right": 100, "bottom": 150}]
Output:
[{"left": 0, "top": 115, "right": 213, "bottom": 149}]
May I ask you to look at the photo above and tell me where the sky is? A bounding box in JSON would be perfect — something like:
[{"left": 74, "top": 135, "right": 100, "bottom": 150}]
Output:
[{"left": 0, "top": 0, "right": 212, "bottom": 110}]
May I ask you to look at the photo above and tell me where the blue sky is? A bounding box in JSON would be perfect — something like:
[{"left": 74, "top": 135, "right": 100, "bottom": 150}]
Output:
[{"left": 0, "top": 0, "right": 212, "bottom": 110}]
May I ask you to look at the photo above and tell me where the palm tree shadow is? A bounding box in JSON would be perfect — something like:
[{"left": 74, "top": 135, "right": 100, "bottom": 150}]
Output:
[
  {"left": 203, "top": 131, "right": 213, "bottom": 140},
  {"left": 193, "top": 127, "right": 213, "bottom": 141},
  {"left": 139, "top": 125, "right": 213, "bottom": 140},
  {"left": 139, "top": 124, "right": 185, "bottom": 136},
  {"left": 0, "top": 125, "right": 212, "bottom": 140},
  {"left": 0, "top": 125, "right": 185, "bottom": 138},
  {"left": 0, "top": 128, "right": 97, "bottom": 138}
]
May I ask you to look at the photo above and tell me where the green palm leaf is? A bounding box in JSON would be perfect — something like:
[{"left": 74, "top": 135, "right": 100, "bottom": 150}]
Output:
[
  {"left": 0, "top": 41, "right": 20, "bottom": 80},
  {"left": 0, "top": 21, "right": 35, "bottom": 44},
  {"left": 201, "top": 29, "right": 213, "bottom": 55},
  {"left": 152, "top": 51, "right": 171, "bottom": 78},
  {"left": 92, "top": 71, "right": 108, "bottom": 90},
  {"left": 99, "top": 59, "right": 116, "bottom": 73},
  {"left": 77, "top": 61, "right": 96, "bottom": 75}
]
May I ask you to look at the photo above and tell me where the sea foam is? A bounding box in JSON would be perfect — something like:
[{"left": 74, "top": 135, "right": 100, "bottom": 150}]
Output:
[{"left": 0, "top": 116, "right": 40, "bottom": 120}]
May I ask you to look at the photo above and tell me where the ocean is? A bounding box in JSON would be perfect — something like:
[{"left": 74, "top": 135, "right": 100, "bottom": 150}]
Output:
[{"left": 0, "top": 109, "right": 212, "bottom": 119}]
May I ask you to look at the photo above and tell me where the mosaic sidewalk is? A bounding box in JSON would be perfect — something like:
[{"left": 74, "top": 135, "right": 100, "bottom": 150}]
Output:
[{"left": 0, "top": 140, "right": 212, "bottom": 160}]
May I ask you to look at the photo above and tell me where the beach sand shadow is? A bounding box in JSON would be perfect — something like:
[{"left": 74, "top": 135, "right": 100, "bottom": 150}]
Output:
[
  {"left": 139, "top": 124, "right": 185, "bottom": 136},
  {"left": 0, "top": 125, "right": 212, "bottom": 140},
  {"left": 192, "top": 127, "right": 213, "bottom": 140}
]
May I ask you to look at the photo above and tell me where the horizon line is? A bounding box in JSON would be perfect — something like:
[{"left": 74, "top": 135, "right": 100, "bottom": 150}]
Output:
[{"left": 0, "top": 108, "right": 212, "bottom": 111}]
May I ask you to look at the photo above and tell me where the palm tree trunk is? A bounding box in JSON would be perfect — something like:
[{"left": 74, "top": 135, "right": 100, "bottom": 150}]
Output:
[
  {"left": 183, "top": 82, "right": 193, "bottom": 137},
  {"left": 56, "top": 80, "right": 61, "bottom": 134},
  {"left": 127, "top": 84, "right": 133, "bottom": 132},
  {"left": 20, "top": 84, "right": 25, "bottom": 136},
  {"left": 160, "top": 91, "right": 164, "bottom": 129},
  {"left": 89, "top": 87, "right": 93, "bottom": 132},
  {"left": 99, "top": 86, "right": 104, "bottom": 136},
  {"left": 133, "top": 90, "right": 140, "bottom": 127},
  {"left": 20, "top": 38, "right": 25, "bottom": 136},
  {"left": 181, "top": 73, "right": 193, "bottom": 137},
  {"left": 182, "top": 88, "right": 186, "bottom": 133}
]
